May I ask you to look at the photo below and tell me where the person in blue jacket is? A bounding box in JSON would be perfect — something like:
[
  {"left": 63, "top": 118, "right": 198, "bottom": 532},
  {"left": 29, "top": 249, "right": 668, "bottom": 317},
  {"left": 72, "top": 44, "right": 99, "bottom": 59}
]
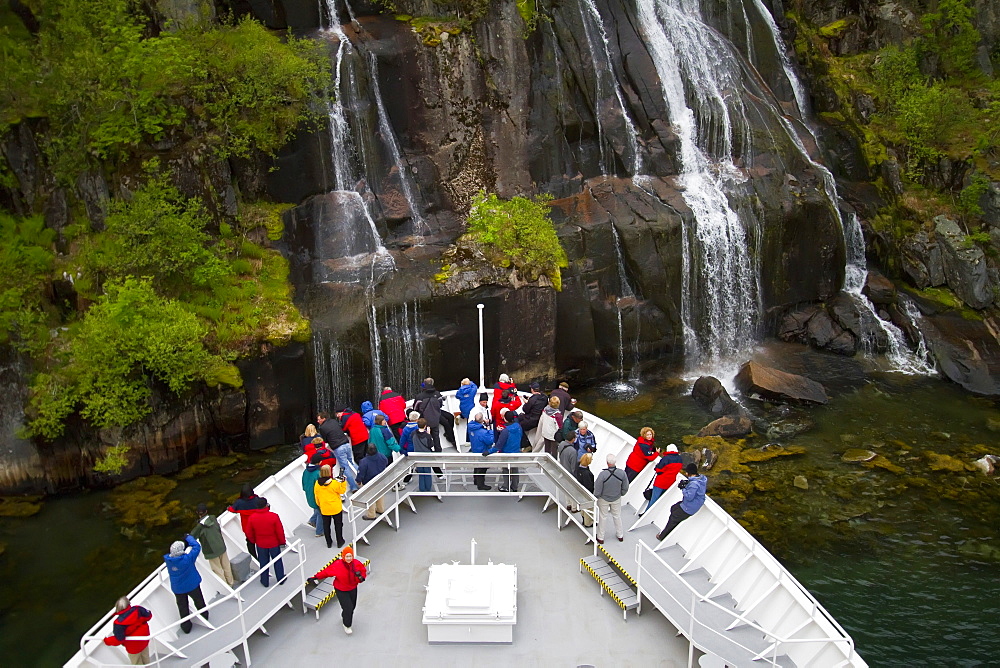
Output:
[
  {"left": 655, "top": 464, "right": 708, "bottom": 541},
  {"left": 485, "top": 411, "right": 523, "bottom": 492},
  {"left": 455, "top": 378, "right": 479, "bottom": 420},
  {"left": 467, "top": 415, "right": 495, "bottom": 490},
  {"left": 360, "top": 400, "right": 388, "bottom": 428},
  {"left": 164, "top": 535, "right": 209, "bottom": 633}
]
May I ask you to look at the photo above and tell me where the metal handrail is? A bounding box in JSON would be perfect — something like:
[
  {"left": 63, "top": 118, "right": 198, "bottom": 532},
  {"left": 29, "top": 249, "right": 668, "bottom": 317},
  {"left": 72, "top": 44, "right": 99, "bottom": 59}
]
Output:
[
  {"left": 77, "top": 539, "right": 308, "bottom": 666},
  {"left": 634, "top": 540, "right": 857, "bottom": 665}
]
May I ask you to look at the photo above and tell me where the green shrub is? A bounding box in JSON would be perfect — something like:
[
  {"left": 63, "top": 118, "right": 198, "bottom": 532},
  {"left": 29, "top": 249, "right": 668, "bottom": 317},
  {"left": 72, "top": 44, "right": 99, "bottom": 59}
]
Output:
[
  {"left": 80, "top": 164, "right": 230, "bottom": 295},
  {"left": 26, "top": 278, "right": 229, "bottom": 437},
  {"left": 465, "top": 190, "right": 568, "bottom": 289},
  {"left": 94, "top": 444, "right": 131, "bottom": 475},
  {"left": 0, "top": 213, "right": 56, "bottom": 356},
  {"left": 2, "top": 1, "right": 326, "bottom": 179},
  {"left": 920, "top": 0, "right": 981, "bottom": 77},
  {"left": 958, "top": 173, "right": 991, "bottom": 217}
]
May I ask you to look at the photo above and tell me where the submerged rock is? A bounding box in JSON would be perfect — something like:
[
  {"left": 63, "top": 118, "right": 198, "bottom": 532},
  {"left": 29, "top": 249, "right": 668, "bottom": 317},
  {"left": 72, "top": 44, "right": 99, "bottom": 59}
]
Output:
[
  {"left": 107, "top": 476, "right": 181, "bottom": 529},
  {"left": 691, "top": 376, "right": 741, "bottom": 416},
  {"left": 842, "top": 449, "right": 877, "bottom": 462},
  {"left": 735, "top": 361, "right": 829, "bottom": 405},
  {"left": 0, "top": 496, "right": 43, "bottom": 517},
  {"left": 974, "top": 455, "right": 1000, "bottom": 475},
  {"left": 793, "top": 475, "right": 809, "bottom": 490},
  {"left": 923, "top": 452, "right": 973, "bottom": 472},
  {"left": 698, "top": 415, "right": 752, "bottom": 438}
]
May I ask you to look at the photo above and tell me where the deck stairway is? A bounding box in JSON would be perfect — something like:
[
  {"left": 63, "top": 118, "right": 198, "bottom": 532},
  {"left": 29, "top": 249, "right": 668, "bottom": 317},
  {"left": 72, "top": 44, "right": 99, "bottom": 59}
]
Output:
[{"left": 580, "top": 545, "right": 639, "bottom": 619}]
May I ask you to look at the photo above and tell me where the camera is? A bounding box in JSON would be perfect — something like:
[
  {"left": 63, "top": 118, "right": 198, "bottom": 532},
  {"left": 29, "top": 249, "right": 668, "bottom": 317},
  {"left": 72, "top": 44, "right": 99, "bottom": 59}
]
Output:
[
  {"left": 354, "top": 567, "right": 366, "bottom": 582},
  {"left": 677, "top": 479, "right": 689, "bottom": 490}
]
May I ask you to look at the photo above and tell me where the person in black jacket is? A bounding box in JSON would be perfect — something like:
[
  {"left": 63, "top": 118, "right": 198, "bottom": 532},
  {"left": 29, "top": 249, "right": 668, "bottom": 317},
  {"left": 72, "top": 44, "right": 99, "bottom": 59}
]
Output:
[
  {"left": 317, "top": 411, "right": 349, "bottom": 449},
  {"left": 518, "top": 382, "right": 548, "bottom": 451},
  {"left": 413, "top": 378, "right": 455, "bottom": 449}
]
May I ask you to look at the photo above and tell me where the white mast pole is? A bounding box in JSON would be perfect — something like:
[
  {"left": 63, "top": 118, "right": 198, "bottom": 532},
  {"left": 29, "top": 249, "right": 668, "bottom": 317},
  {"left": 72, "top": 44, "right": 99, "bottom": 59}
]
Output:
[{"left": 477, "top": 304, "right": 485, "bottom": 389}]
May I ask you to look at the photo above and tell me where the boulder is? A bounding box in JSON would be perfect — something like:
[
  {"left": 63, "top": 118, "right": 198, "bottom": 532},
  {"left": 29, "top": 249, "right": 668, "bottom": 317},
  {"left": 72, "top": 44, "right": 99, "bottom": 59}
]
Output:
[
  {"left": 735, "top": 361, "right": 829, "bottom": 405},
  {"left": 697, "top": 415, "right": 752, "bottom": 438},
  {"left": 805, "top": 308, "right": 843, "bottom": 348},
  {"left": 842, "top": 448, "right": 877, "bottom": 463},
  {"left": 900, "top": 231, "right": 945, "bottom": 289},
  {"left": 917, "top": 311, "right": 1000, "bottom": 395},
  {"left": 934, "top": 216, "right": 993, "bottom": 309},
  {"left": 863, "top": 270, "right": 897, "bottom": 305},
  {"left": 691, "top": 376, "right": 740, "bottom": 416}
]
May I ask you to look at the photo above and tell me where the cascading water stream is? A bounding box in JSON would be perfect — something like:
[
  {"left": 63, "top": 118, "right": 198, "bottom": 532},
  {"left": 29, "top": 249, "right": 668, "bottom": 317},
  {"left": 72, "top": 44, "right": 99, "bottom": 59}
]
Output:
[
  {"left": 366, "top": 50, "right": 427, "bottom": 237},
  {"left": 747, "top": 1, "right": 934, "bottom": 374},
  {"left": 577, "top": 0, "right": 642, "bottom": 176},
  {"left": 637, "top": 0, "right": 762, "bottom": 374},
  {"left": 609, "top": 223, "right": 641, "bottom": 383}
]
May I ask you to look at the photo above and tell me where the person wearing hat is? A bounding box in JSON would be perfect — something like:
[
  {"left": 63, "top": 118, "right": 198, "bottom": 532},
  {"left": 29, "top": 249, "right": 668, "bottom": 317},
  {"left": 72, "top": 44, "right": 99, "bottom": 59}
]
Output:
[
  {"left": 302, "top": 453, "right": 325, "bottom": 538},
  {"left": 469, "top": 393, "right": 492, "bottom": 431},
  {"left": 163, "top": 535, "right": 208, "bottom": 633},
  {"left": 190, "top": 503, "right": 234, "bottom": 586},
  {"left": 228, "top": 483, "right": 263, "bottom": 561},
  {"left": 467, "top": 413, "right": 495, "bottom": 490},
  {"left": 644, "top": 444, "right": 684, "bottom": 513},
  {"left": 655, "top": 463, "right": 708, "bottom": 541},
  {"left": 103, "top": 595, "right": 152, "bottom": 665},
  {"left": 519, "top": 382, "right": 548, "bottom": 451},
  {"left": 309, "top": 545, "right": 368, "bottom": 635},
  {"left": 550, "top": 381, "right": 574, "bottom": 418},
  {"left": 624, "top": 427, "right": 658, "bottom": 482}
]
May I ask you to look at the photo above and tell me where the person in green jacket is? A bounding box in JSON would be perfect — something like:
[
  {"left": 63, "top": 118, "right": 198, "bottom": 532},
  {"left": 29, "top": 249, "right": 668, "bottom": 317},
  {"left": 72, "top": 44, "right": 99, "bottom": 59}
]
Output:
[
  {"left": 301, "top": 454, "right": 324, "bottom": 538},
  {"left": 190, "top": 503, "right": 234, "bottom": 586},
  {"left": 368, "top": 414, "right": 400, "bottom": 463}
]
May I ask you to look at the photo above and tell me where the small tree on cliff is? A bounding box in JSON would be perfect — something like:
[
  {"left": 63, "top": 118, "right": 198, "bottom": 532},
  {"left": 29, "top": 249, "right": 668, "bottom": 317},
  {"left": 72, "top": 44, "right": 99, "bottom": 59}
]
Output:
[{"left": 440, "top": 190, "right": 568, "bottom": 289}]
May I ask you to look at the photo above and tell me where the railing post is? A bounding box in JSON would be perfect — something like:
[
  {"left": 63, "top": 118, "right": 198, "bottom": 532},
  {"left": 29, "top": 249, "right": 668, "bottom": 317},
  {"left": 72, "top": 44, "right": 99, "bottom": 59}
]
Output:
[{"left": 477, "top": 303, "right": 485, "bottom": 389}]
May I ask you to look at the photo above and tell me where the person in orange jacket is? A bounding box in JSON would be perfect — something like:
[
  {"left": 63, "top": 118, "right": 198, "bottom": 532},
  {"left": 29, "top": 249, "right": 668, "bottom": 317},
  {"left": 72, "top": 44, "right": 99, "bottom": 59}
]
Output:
[{"left": 309, "top": 545, "right": 368, "bottom": 635}]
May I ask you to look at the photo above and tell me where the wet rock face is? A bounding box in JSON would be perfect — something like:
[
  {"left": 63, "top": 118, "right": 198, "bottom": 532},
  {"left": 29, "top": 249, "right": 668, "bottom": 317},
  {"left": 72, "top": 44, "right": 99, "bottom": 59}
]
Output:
[
  {"left": 919, "top": 311, "right": 1000, "bottom": 396},
  {"left": 934, "top": 216, "right": 994, "bottom": 309},
  {"left": 698, "top": 415, "right": 753, "bottom": 438},
  {"left": 735, "top": 361, "right": 829, "bottom": 405}
]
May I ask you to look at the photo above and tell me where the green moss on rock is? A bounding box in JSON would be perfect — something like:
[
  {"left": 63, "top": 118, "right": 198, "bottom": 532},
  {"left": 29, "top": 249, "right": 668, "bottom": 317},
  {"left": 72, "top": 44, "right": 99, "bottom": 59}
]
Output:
[
  {"left": 0, "top": 496, "right": 44, "bottom": 517},
  {"left": 108, "top": 476, "right": 180, "bottom": 528}
]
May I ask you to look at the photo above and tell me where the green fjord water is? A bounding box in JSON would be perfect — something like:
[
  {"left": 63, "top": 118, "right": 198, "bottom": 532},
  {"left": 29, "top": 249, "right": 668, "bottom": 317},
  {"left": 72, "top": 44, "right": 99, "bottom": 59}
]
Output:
[{"left": 1, "top": 372, "right": 998, "bottom": 666}]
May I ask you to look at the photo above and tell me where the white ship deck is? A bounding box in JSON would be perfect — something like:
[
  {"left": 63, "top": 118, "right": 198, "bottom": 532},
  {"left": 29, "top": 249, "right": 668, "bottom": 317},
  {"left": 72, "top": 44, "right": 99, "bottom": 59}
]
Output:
[
  {"left": 245, "top": 494, "right": 690, "bottom": 667},
  {"left": 69, "top": 389, "right": 865, "bottom": 668}
]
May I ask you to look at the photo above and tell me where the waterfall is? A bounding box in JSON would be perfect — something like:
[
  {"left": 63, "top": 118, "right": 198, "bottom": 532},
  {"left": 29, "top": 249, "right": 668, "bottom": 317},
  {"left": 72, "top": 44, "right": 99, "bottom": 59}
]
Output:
[
  {"left": 366, "top": 50, "right": 427, "bottom": 236},
  {"left": 377, "top": 301, "right": 426, "bottom": 398},
  {"left": 747, "top": 3, "right": 935, "bottom": 375},
  {"left": 577, "top": 0, "right": 642, "bottom": 176},
  {"left": 748, "top": 0, "right": 808, "bottom": 115},
  {"left": 313, "top": 330, "right": 355, "bottom": 411},
  {"left": 637, "top": 0, "right": 761, "bottom": 372},
  {"left": 609, "top": 223, "right": 641, "bottom": 382}
]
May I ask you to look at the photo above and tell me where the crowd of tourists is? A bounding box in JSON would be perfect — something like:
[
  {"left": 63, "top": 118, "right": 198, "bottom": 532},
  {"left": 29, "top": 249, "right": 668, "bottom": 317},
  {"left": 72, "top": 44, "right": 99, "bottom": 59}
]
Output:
[{"left": 103, "top": 375, "right": 708, "bottom": 660}]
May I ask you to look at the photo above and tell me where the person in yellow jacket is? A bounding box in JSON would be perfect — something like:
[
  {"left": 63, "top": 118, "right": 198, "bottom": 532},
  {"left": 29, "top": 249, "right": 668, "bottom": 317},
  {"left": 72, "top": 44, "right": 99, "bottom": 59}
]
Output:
[{"left": 314, "top": 464, "right": 349, "bottom": 548}]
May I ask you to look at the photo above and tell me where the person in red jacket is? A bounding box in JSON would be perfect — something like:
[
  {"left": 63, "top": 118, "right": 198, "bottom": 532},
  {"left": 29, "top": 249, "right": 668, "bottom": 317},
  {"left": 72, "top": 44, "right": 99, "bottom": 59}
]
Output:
[
  {"left": 309, "top": 545, "right": 368, "bottom": 635},
  {"left": 641, "top": 444, "right": 684, "bottom": 515},
  {"left": 245, "top": 498, "right": 286, "bottom": 587},
  {"left": 625, "top": 427, "right": 659, "bottom": 482},
  {"left": 338, "top": 406, "right": 370, "bottom": 462},
  {"left": 228, "top": 483, "right": 264, "bottom": 561},
  {"left": 103, "top": 596, "right": 152, "bottom": 665},
  {"left": 491, "top": 386, "right": 522, "bottom": 437},
  {"left": 378, "top": 386, "right": 408, "bottom": 437}
]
